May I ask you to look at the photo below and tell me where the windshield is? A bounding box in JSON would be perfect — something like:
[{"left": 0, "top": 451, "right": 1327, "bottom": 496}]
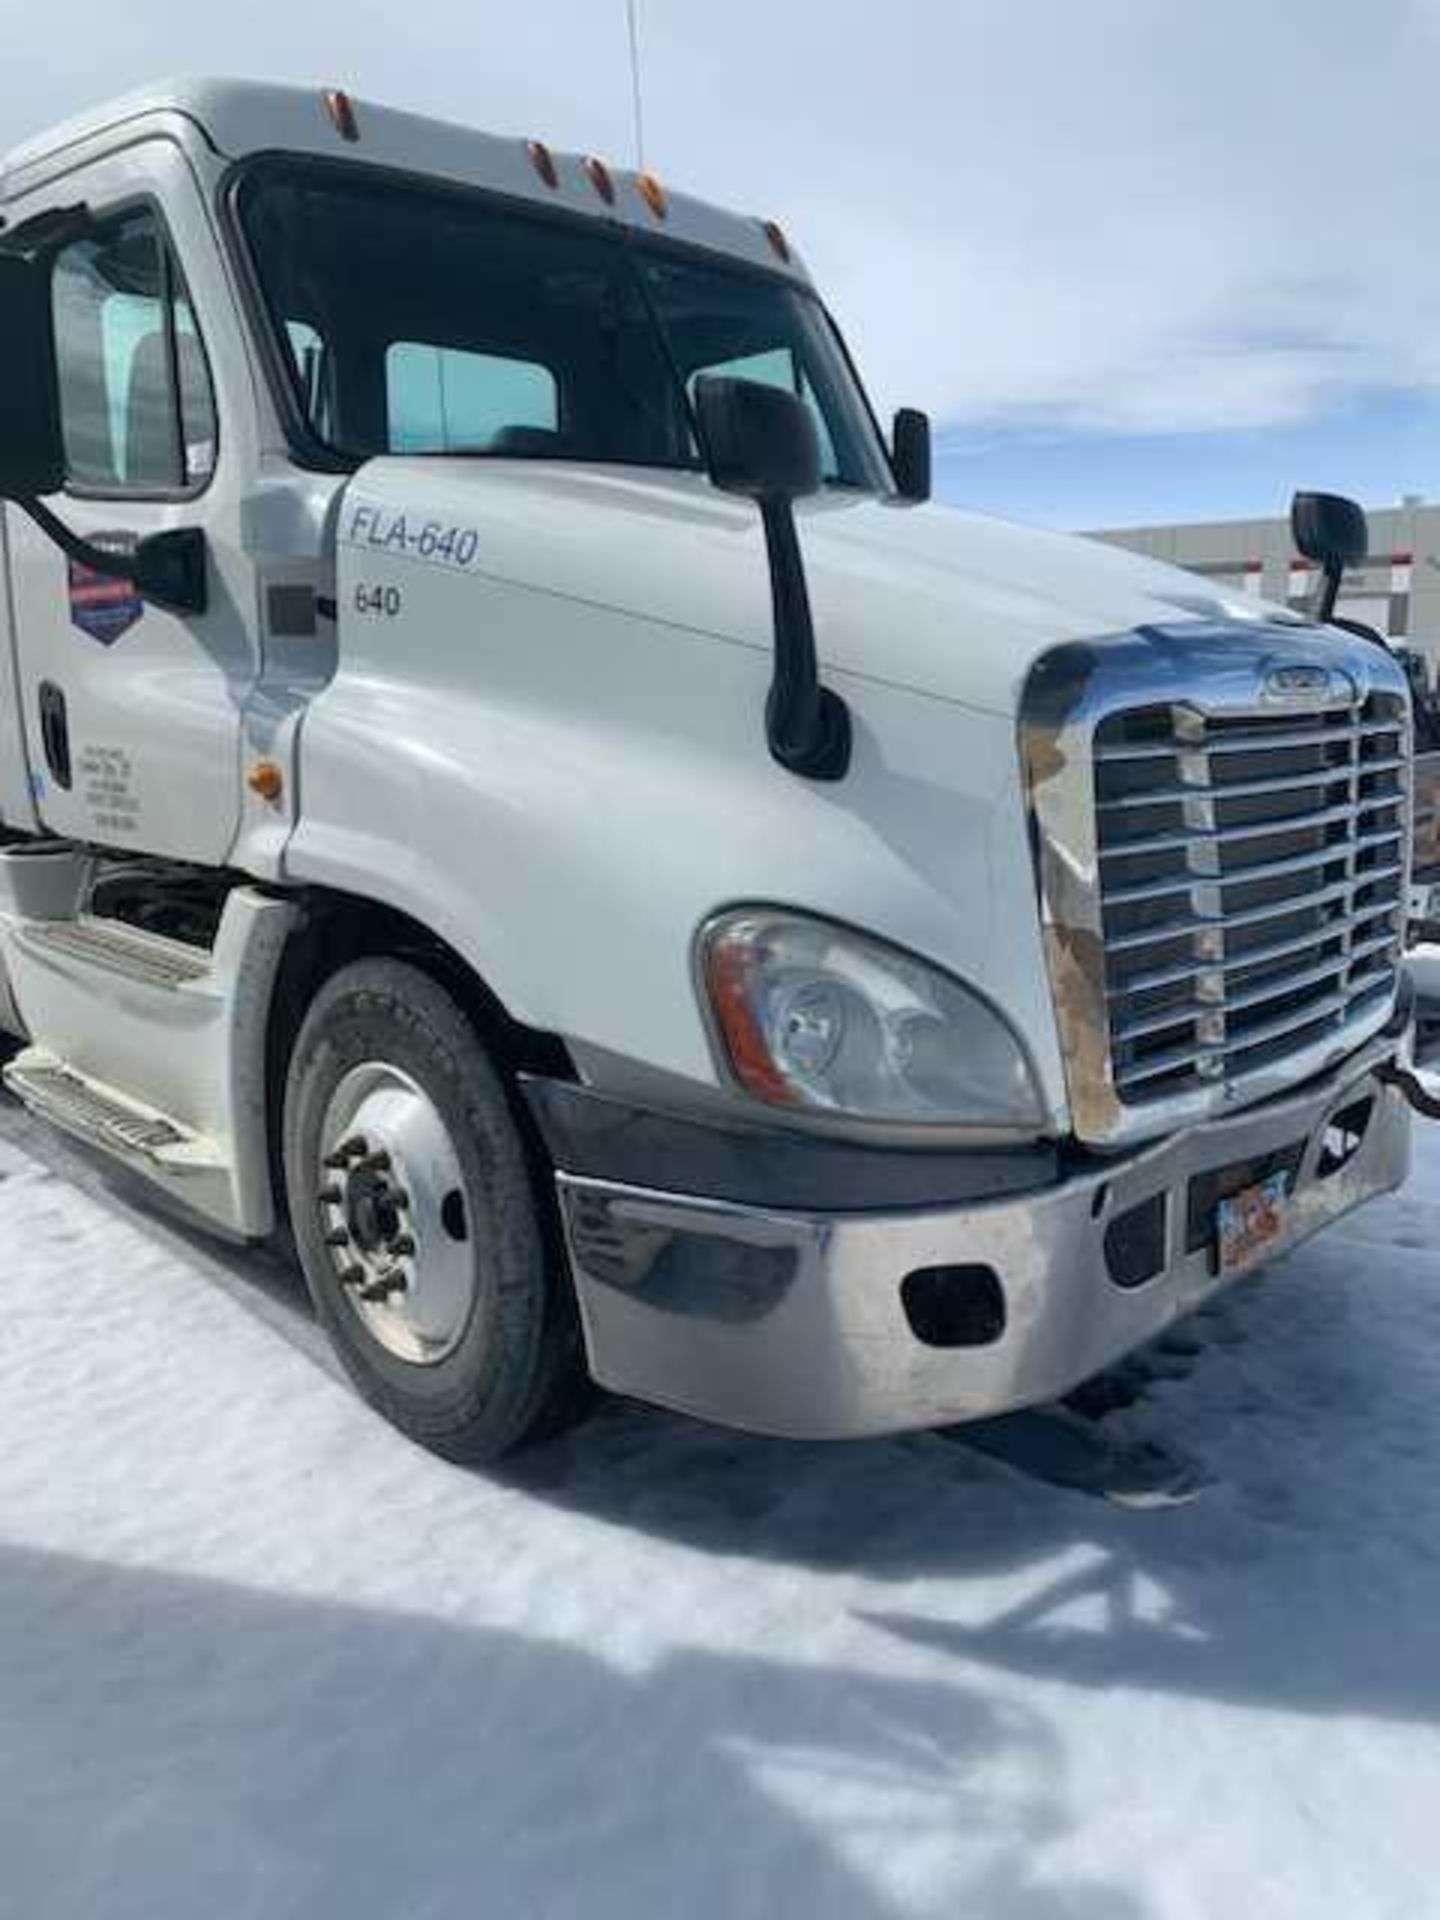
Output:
[{"left": 234, "top": 162, "right": 893, "bottom": 492}]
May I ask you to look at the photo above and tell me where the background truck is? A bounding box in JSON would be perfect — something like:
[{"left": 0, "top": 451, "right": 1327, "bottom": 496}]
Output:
[{"left": 0, "top": 78, "right": 1421, "bottom": 1461}]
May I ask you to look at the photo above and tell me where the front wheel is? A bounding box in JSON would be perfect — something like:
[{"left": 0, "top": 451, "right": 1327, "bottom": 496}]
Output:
[{"left": 282, "top": 957, "right": 585, "bottom": 1462}]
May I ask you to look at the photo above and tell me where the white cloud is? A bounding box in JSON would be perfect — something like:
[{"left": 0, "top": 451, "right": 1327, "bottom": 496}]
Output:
[{"left": 1, "top": 0, "right": 1436, "bottom": 439}]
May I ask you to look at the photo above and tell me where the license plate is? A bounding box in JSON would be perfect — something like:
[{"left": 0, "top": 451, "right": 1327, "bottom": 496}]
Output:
[{"left": 1215, "top": 1171, "right": 1289, "bottom": 1277}]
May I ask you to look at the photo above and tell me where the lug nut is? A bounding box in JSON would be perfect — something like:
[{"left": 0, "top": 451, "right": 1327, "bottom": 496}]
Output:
[
  {"left": 390, "top": 1234, "right": 416, "bottom": 1257},
  {"left": 324, "top": 1228, "right": 350, "bottom": 1248},
  {"left": 324, "top": 1135, "right": 368, "bottom": 1171},
  {"left": 357, "top": 1149, "right": 392, "bottom": 1175},
  {"left": 359, "top": 1268, "right": 408, "bottom": 1303},
  {"left": 338, "top": 1263, "right": 365, "bottom": 1288},
  {"left": 319, "top": 1184, "right": 343, "bottom": 1205}
]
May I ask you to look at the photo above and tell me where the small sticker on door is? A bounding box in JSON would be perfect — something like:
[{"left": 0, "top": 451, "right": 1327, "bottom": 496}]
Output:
[{"left": 68, "top": 532, "right": 143, "bottom": 645}]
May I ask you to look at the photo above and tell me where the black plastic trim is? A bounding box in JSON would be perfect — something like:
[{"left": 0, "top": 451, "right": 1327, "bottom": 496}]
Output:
[{"left": 521, "top": 1075, "right": 1059, "bottom": 1212}]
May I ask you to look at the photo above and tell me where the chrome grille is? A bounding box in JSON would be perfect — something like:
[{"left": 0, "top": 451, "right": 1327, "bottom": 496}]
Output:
[{"left": 1094, "top": 692, "right": 1408, "bottom": 1106}]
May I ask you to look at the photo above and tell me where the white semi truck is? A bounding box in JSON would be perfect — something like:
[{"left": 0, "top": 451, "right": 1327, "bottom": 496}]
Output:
[{"left": 0, "top": 78, "right": 1424, "bottom": 1461}]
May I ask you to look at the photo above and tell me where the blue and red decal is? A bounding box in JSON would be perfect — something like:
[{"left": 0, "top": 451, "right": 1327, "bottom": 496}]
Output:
[{"left": 68, "top": 533, "right": 143, "bottom": 645}]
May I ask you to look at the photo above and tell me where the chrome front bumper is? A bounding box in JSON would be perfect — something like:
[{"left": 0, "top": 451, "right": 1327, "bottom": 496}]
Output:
[{"left": 555, "top": 1046, "right": 1410, "bottom": 1440}]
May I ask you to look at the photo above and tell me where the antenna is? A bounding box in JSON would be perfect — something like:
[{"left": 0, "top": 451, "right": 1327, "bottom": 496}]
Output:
[{"left": 626, "top": 0, "right": 646, "bottom": 171}]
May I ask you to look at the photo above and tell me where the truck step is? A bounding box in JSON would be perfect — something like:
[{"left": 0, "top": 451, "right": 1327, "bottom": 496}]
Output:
[
  {"left": 15, "top": 916, "right": 211, "bottom": 990},
  {"left": 3, "top": 1051, "right": 225, "bottom": 1176}
]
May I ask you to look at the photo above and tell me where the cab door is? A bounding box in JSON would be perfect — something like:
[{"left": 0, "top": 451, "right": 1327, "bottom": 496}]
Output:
[{"left": 4, "top": 143, "right": 256, "bottom": 863}]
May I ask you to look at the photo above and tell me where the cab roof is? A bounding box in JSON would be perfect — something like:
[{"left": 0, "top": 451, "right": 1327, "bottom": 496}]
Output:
[{"left": 0, "top": 74, "right": 809, "bottom": 285}]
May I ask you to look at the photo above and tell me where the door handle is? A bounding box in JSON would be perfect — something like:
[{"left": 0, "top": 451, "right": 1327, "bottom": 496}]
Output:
[{"left": 38, "top": 680, "right": 72, "bottom": 791}]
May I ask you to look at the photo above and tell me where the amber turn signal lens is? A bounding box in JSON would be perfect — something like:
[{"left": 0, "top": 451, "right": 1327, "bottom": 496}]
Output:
[
  {"left": 703, "top": 938, "right": 797, "bottom": 1107},
  {"left": 762, "top": 219, "right": 791, "bottom": 263},
  {"left": 248, "top": 761, "right": 284, "bottom": 803}
]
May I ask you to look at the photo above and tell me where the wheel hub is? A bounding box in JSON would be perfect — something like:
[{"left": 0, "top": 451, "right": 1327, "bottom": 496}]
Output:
[
  {"left": 316, "top": 1063, "right": 475, "bottom": 1365},
  {"left": 344, "top": 1160, "right": 404, "bottom": 1253}
]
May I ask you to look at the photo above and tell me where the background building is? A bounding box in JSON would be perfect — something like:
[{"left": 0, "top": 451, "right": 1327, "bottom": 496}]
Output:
[{"left": 1096, "top": 494, "right": 1440, "bottom": 670}]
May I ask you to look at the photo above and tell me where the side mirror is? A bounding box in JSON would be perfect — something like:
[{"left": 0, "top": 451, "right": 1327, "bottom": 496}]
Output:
[
  {"left": 1291, "top": 490, "right": 1369, "bottom": 623},
  {"left": 695, "top": 377, "right": 849, "bottom": 782},
  {"left": 0, "top": 250, "right": 65, "bottom": 499},
  {"left": 695, "top": 374, "right": 821, "bottom": 504},
  {"left": 0, "top": 231, "right": 206, "bottom": 616},
  {"left": 892, "top": 408, "right": 931, "bottom": 503}
]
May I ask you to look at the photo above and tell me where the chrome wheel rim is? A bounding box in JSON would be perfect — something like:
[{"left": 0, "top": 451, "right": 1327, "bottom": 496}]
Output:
[{"left": 317, "top": 1061, "right": 475, "bottom": 1365}]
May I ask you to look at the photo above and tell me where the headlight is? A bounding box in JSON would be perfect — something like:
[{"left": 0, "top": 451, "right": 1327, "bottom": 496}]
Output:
[{"left": 699, "top": 909, "right": 1045, "bottom": 1129}]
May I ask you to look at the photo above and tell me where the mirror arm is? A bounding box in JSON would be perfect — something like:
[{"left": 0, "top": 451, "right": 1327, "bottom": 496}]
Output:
[
  {"left": 758, "top": 495, "right": 851, "bottom": 781},
  {"left": 1316, "top": 560, "right": 1343, "bottom": 625},
  {"left": 16, "top": 497, "right": 207, "bottom": 616},
  {"left": 18, "top": 496, "right": 132, "bottom": 580}
]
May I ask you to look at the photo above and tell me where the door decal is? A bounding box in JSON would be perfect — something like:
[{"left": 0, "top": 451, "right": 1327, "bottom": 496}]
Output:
[{"left": 68, "top": 532, "right": 143, "bottom": 645}]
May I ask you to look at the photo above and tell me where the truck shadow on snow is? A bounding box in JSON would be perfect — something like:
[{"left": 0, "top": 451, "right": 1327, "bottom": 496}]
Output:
[
  {"left": 12, "top": 1098, "right": 1440, "bottom": 1738},
  {"left": 0, "top": 1540, "right": 1141, "bottom": 1920},
  {"left": 501, "top": 1241, "right": 1440, "bottom": 1732}
]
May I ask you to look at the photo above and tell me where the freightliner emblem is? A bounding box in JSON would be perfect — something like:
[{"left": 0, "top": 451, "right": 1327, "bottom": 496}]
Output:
[{"left": 1261, "top": 662, "right": 1354, "bottom": 704}]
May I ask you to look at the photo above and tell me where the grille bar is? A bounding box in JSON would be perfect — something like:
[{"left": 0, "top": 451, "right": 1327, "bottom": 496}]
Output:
[
  {"left": 1097, "top": 756, "right": 1404, "bottom": 812},
  {"left": 1100, "top": 792, "right": 1400, "bottom": 861},
  {"left": 1104, "top": 864, "right": 1404, "bottom": 955},
  {"left": 1101, "top": 828, "right": 1403, "bottom": 908},
  {"left": 1113, "top": 917, "right": 1400, "bottom": 999},
  {"left": 1113, "top": 949, "right": 1392, "bottom": 1043},
  {"left": 1094, "top": 688, "right": 1408, "bottom": 1110},
  {"left": 1095, "top": 717, "right": 1402, "bottom": 762}
]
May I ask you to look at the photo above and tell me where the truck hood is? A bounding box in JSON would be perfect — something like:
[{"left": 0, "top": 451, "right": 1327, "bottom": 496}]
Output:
[{"left": 339, "top": 460, "right": 1302, "bottom": 714}]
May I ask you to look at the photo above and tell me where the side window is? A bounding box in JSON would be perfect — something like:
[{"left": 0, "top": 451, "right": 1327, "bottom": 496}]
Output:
[
  {"left": 384, "top": 342, "right": 559, "bottom": 453},
  {"left": 688, "top": 346, "right": 839, "bottom": 478},
  {"left": 50, "top": 208, "right": 217, "bottom": 492}
]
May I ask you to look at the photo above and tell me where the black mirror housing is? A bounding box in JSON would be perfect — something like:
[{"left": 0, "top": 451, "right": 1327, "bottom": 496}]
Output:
[
  {"left": 892, "top": 408, "right": 931, "bottom": 502},
  {"left": 0, "top": 250, "right": 65, "bottom": 500},
  {"left": 1291, "top": 490, "right": 1369, "bottom": 624},
  {"left": 692, "top": 377, "right": 848, "bottom": 782},
  {"left": 694, "top": 376, "right": 821, "bottom": 502},
  {"left": 1291, "top": 490, "right": 1369, "bottom": 571}
]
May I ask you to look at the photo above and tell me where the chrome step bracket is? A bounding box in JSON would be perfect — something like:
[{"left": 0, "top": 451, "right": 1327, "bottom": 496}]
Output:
[
  {"left": 14, "top": 915, "right": 211, "bottom": 990},
  {"left": 3, "top": 1051, "right": 225, "bottom": 1174}
]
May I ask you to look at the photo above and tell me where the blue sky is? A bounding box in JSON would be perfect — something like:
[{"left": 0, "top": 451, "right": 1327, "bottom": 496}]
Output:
[
  {"left": 6, "top": 2, "right": 1439, "bottom": 541},
  {"left": 938, "top": 388, "right": 1440, "bottom": 532}
]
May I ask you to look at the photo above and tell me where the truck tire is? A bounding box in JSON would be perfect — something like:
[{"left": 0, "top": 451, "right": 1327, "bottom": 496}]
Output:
[{"left": 282, "top": 957, "right": 586, "bottom": 1462}]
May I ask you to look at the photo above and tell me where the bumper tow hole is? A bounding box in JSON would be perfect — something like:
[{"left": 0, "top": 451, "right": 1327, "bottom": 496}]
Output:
[{"left": 900, "top": 1265, "right": 1006, "bottom": 1349}]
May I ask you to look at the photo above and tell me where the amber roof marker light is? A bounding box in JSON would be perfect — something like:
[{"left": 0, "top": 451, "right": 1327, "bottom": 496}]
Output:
[
  {"left": 762, "top": 219, "right": 791, "bottom": 264},
  {"left": 583, "top": 155, "right": 617, "bottom": 205},
  {"left": 636, "top": 171, "right": 668, "bottom": 219},
  {"left": 322, "top": 88, "right": 360, "bottom": 143},
  {"left": 526, "top": 139, "right": 559, "bottom": 189}
]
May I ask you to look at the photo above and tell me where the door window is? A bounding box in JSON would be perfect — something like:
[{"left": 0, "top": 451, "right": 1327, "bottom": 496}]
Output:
[
  {"left": 385, "top": 342, "right": 559, "bottom": 453},
  {"left": 51, "top": 207, "right": 217, "bottom": 492}
]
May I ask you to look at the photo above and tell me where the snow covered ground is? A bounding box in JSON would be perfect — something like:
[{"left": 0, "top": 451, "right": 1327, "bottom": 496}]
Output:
[{"left": 2, "top": 1098, "right": 1437, "bottom": 1920}]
